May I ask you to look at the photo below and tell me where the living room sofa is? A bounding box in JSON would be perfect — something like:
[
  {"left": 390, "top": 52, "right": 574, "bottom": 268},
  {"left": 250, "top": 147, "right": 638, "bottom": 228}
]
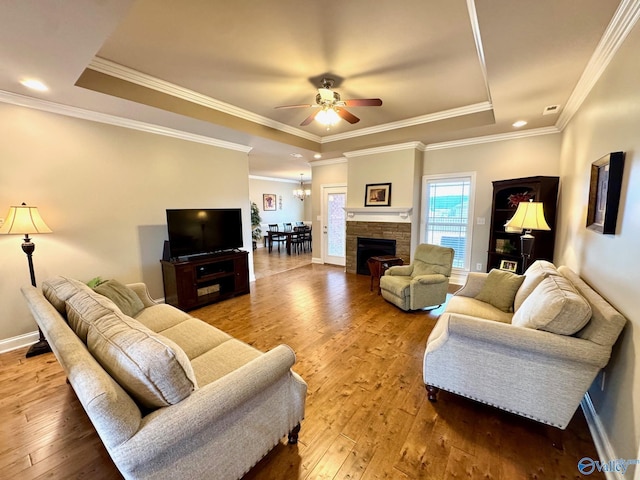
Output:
[
  {"left": 423, "top": 260, "right": 626, "bottom": 429},
  {"left": 21, "top": 276, "right": 307, "bottom": 480}
]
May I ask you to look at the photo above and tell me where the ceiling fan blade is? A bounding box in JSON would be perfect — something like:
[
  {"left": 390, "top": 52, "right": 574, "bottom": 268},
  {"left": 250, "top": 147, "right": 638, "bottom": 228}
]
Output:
[
  {"left": 275, "top": 104, "right": 313, "bottom": 109},
  {"left": 300, "top": 110, "right": 319, "bottom": 126},
  {"left": 343, "top": 98, "right": 383, "bottom": 107},
  {"left": 336, "top": 108, "right": 360, "bottom": 124}
]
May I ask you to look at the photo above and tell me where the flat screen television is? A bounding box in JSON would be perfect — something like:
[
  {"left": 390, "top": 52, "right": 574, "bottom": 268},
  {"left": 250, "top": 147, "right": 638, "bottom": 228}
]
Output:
[{"left": 166, "top": 208, "right": 243, "bottom": 259}]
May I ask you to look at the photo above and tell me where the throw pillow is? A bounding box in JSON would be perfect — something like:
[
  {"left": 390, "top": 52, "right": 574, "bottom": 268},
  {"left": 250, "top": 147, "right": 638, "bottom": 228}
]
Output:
[
  {"left": 94, "top": 279, "right": 145, "bottom": 317},
  {"left": 475, "top": 269, "right": 525, "bottom": 313},
  {"left": 42, "top": 276, "right": 94, "bottom": 315},
  {"left": 65, "top": 290, "right": 120, "bottom": 342},
  {"left": 512, "top": 275, "right": 592, "bottom": 335},
  {"left": 514, "top": 260, "right": 560, "bottom": 311},
  {"left": 87, "top": 311, "right": 197, "bottom": 408}
]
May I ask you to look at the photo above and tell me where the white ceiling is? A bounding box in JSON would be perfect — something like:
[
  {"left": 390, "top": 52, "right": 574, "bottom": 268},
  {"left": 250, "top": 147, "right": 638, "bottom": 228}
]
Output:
[{"left": 0, "top": 0, "right": 631, "bottom": 181}]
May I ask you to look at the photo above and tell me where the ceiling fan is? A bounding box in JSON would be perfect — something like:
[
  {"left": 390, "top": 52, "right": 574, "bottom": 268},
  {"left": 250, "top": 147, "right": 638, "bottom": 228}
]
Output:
[{"left": 275, "top": 78, "right": 383, "bottom": 127}]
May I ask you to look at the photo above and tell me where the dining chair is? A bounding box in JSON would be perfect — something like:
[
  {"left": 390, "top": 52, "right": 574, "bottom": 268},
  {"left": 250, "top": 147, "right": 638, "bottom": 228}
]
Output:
[{"left": 267, "top": 224, "right": 286, "bottom": 253}]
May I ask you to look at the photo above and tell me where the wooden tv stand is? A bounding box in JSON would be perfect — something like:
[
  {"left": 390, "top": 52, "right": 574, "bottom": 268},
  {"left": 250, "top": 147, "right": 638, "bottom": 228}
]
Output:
[{"left": 161, "top": 250, "right": 250, "bottom": 311}]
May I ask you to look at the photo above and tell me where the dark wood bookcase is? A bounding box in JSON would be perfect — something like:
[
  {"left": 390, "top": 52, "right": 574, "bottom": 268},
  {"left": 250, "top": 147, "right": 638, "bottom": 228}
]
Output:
[
  {"left": 487, "top": 176, "right": 559, "bottom": 274},
  {"left": 161, "top": 250, "right": 249, "bottom": 311}
]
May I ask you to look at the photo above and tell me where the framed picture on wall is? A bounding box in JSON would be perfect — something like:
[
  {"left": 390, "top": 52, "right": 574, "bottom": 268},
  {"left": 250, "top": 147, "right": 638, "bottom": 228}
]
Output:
[
  {"left": 364, "top": 183, "right": 392, "bottom": 207},
  {"left": 586, "top": 151, "right": 625, "bottom": 234},
  {"left": 263, "top": 194, "right": 277, "bottom": 211}
]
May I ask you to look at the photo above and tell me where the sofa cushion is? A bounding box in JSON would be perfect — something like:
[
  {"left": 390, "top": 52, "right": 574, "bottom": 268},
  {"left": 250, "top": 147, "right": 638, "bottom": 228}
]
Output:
[
  {"left": 514, "top": 260, "right": 560, "bottom": 311},
  {"left": 475, "top": 269, "right": 525, "bottom": 313},
  {"left": 134, "top": 304, "right": 193, "bottom": 333},
  {"left": 87, "top": 311, "right": 197, "bottom": 408},
  {"left": 446, "top": 295, "right": 513, "bottom": 323},
  {"left": 94, "top": 279, "right": 145, "bottom": 317},
  {"left": 512, "top": 275, "right": 592, "bottom": 335},
  {"left": 190, "top": 339, "right": 263, "bottom": 387},
  {"left": 42, "top": 276, "right": 94, "bottom": 315},
  {"left": 159, "top": 318, "right": 232, "bottom": 359},
  {"left": 65, "top": 290, "right": 121, "bottom": 342}
]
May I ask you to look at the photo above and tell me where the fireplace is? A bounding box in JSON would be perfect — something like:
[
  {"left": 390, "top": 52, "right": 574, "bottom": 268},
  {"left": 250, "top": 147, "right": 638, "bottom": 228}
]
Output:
[{"left": 356, "top": 237, "right": 396, "bottom": 275}]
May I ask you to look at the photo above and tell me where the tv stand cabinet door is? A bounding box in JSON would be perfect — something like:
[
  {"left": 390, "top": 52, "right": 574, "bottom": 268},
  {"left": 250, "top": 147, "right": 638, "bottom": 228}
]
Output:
[
  {"left": 162, "top": 261, "right": 198, "bottom": 310},
  {"left": 234, "top": 252, "right": 250, "bottom": 295}
]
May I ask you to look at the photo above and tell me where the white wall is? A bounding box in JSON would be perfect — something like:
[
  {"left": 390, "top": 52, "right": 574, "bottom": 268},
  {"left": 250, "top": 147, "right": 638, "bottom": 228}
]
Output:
[
  {"left": 0, "top": 103, "right": 251, "bottom": 345},
  {"left": 423, "top": 134, "right": 562, "bottom": 273},
  {"left": 555, "top": 21, "right": 640, "bottom": 470}
]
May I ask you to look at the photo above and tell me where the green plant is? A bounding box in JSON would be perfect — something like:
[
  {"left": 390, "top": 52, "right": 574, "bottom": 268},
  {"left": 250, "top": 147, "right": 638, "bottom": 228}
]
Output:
[{"left": 250, "top": 201, "right": 262, "bottom": 241}]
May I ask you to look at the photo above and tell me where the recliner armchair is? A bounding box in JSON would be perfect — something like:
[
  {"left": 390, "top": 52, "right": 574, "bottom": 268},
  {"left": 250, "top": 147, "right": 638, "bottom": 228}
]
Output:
[{"left": 380, "top": 243, "right": 454, "bottom": 311}]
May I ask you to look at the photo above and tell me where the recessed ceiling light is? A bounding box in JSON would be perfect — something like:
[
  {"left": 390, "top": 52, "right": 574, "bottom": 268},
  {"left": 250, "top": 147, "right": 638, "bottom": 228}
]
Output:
[
  {"left": 290, "top": 153, "right": 303, "bottom": 158},
  {"left": 313, "top": 153, "right": 322, "bottom": 159},
  {"left": 20, "top": 79, "right": 49, "bottom": 91},
  {"left": 512, "top": 120, "right": 527, "bottom": 128}
]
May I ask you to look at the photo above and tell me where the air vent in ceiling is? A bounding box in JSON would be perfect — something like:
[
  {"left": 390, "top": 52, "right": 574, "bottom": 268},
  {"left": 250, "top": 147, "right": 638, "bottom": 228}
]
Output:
[{"left": 543, "top": 105, "right": 560, "bottom": 115}]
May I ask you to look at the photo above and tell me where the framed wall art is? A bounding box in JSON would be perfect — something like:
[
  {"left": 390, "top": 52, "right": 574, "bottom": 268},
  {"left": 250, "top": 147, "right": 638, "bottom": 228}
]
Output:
[
  {"left": 586, "top": 151, "right": 625, "bottom": 234},
  {"left": 364, "top": 183, "right": 392, "bottom": 207},
  {"left": 263, "top": 193, "right": 277, "bottom": 211}
]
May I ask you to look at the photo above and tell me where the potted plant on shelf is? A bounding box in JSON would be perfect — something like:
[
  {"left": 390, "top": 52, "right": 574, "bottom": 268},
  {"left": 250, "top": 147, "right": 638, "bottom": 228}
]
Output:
[{"left": 251, "top": 202, "right": 262, "bottom": 250}]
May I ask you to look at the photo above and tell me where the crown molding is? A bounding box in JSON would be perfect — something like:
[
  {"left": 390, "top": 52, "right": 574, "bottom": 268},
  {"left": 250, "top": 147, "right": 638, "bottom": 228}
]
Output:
[
  {"left": 344, "top": 141, "right": 427, "bottom": 158},
  {"left": 0, "top": 89, "right": 253, "bottom": 153},
  {"left": 89, "top": 58, "right": 322, "bottom": 144},
  {"left": 425, "top": 126, "right": 560, "bottom": 151},
  {"left": 466, "top": 0, "right": 493, "bottom": 105},
  {"left": 322, "top": 102, "right": 493, "bottom": 143},
  {"left": 309, "top": 157, "right": 348, "bottom": 167},
  {"left": 557, "top": 0, "right": 640, "bottom": 130},
  {"left": 249, "top": 175, "right": 301, "bottom": 184}
]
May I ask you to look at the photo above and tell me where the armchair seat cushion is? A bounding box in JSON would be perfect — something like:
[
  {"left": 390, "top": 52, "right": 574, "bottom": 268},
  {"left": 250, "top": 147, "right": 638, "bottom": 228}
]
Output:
[{"left": 379, "top": 275, "right": 411, "bottom": 298}]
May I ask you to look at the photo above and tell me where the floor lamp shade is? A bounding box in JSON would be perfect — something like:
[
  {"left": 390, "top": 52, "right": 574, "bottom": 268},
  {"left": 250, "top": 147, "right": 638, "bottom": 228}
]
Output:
[
  {"left": 0, "top": 204, "right": 52, "bottom": 235},
  {"left": 504, "top": 200, "right": 550, "bottom": 270}
]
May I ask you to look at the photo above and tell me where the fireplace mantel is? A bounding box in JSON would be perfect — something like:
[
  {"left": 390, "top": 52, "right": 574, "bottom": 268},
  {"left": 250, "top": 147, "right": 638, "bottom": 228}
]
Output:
[{"left": 344, "top": 207, "right": 413, "bottom": 222}]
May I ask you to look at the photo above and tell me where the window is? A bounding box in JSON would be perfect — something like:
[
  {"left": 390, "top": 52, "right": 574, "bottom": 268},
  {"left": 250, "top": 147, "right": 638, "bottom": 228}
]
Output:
[{"left": 421, "top": 173, "right": 475, "bottom": 271}]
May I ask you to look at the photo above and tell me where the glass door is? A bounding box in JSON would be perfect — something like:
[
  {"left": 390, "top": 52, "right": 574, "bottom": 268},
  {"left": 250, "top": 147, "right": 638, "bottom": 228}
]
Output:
[{"left": 322, "top": 185, "right": 347, "bottom": 266}]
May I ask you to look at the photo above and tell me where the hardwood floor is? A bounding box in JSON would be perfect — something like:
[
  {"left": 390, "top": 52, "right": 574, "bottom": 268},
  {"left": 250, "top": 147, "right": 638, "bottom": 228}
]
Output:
[
  {"left": 252, "top": 244, "right": 312, "bottom": 280},
  {"left": 1, "top": 263, "right": 603, "bottom": 479}
]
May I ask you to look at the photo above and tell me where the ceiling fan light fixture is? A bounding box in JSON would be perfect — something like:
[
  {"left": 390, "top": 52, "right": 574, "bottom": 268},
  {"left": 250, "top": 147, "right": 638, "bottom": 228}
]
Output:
[{"left": 316, "top": 107, "right": 341, "bottom": 126}]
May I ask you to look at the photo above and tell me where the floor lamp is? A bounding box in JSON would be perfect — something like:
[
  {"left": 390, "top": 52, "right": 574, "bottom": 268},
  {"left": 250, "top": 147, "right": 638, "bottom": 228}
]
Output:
[
  {"left": 504, "top": 200, "right": 550, "bottom": 272},
  {"left": 0, "top": 203, "right": 53, "bottom": 357}
]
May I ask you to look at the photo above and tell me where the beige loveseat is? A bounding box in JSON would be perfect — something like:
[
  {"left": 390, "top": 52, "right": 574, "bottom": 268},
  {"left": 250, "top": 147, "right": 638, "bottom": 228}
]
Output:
[
  {"left": 423, "top": 261, "right": 626, "bottom": 429},
  {"left": 21, "top": 276, "right": 307, "bottom": 480}
]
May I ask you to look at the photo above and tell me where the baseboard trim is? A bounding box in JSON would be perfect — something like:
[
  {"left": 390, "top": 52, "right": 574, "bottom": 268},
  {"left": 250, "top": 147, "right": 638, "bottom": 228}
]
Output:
[
  {"left": 581, "top": 393, "right": 622, "bottom": 480},
  {"left": 311, "top": 257, "right": 324, "bottom": 264},
  {"left": 0, "top": 331, "right": 39, "bottom": 354}
]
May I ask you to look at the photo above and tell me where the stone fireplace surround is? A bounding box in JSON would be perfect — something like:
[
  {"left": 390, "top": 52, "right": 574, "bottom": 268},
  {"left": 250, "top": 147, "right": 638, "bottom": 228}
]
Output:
[{"left": 346, "top": 221, "right": 412, "bottom": 274}]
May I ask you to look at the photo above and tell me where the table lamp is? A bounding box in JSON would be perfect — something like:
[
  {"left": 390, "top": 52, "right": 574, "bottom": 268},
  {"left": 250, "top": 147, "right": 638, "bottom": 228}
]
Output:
[
  {"left": 0, "top": 203, "right": 53, "bottom": 357},
  {"left": 504, "top": 199, "right": 550, "bottom": 271}
]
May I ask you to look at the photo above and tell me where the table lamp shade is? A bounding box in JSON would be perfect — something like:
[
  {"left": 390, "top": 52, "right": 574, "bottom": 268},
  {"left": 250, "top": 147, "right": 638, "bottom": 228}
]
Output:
[
  {"left": 504, "top": 200, "right": 550, "bottom": 232},
  {"left": 0, "top": 204, "right": 52, "bottom": 235}
]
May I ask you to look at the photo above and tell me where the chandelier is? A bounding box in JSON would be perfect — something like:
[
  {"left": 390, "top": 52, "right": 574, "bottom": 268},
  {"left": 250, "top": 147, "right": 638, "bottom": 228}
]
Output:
[{"left": 293, "top": 174, "right": 311, "bottom": 201}]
